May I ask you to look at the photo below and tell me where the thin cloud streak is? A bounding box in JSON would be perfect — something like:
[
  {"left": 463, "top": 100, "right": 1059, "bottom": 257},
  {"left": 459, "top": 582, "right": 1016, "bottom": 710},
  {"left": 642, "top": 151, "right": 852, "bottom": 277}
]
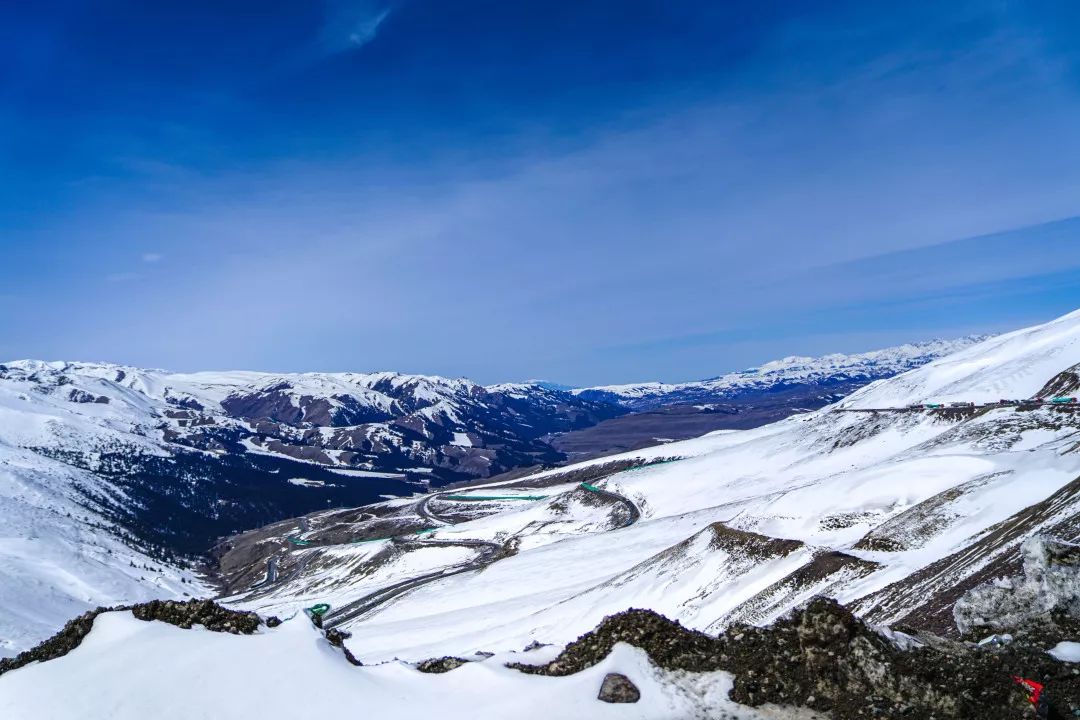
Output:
[
  {"left": 319, "top": 0, "right": 394, "bottom": 55},
  {"left": 3, "top": 2, "right": 1080, "bottom": 384}
]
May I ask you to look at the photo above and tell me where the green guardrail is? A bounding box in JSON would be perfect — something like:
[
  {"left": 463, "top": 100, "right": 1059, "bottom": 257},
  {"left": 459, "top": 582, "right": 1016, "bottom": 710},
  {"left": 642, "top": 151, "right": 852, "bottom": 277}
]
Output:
[
  {"left": 287, "top": 536, "right": 312, "bottom": 546},
  {"left": 305, "top": 603, "right": 331, "bottom": 617},
  {"left": 441, "top": 494, "right": 548, "bottom": 501}
]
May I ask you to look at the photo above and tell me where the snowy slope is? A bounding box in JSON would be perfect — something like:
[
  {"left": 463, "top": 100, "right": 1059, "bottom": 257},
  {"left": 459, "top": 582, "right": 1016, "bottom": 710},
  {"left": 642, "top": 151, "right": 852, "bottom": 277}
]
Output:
[
  {"left": 576, "top": 337, "right": 986, "bottom": 410},
  {"left": 0, "top": 362, "right": 620, "bottom": 658},
  {"left": 218, "top": 311, "right": 1080, "bottom": 667},
  {"left": 841, "top": 309, "right": 1080, "bottom": 408},
  {"left": 4, "top": 338, "right": 951, "bottom": 661},
  {"left": 0, "top": 445, "right": 205, "bottom": 658},
  {"left": 0, "top": 611, "right": 768, "bottom": 720},
  {"left": 4, "top": 312, "right": 1080, "bottom": 718}
]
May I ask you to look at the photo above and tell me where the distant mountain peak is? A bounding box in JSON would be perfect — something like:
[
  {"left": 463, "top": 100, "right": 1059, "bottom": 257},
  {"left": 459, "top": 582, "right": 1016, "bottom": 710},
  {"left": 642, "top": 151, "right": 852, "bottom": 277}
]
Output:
[{"left": 574, "top": 335, "right": 990, "bottom": 410}]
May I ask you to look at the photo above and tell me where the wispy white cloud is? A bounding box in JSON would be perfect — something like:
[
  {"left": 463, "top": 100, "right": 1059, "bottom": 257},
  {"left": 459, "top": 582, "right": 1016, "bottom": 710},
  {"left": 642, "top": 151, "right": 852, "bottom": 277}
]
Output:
[
  {"left": 347, "top": 7, "right": 391, "bottom": 49},
  {"left": 141, "top": 253, "right": 162, "bottom": 263},
  {"left": 13, "top": 2, "right": 1080, "bottom": 382},
  {"left": 319, "top": 1, "right": 393, "bottom": 55}
]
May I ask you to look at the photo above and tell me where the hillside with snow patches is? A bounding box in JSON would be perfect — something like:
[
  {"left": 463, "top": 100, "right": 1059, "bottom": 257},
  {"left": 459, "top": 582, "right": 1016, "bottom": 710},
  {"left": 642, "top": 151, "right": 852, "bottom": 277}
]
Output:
[
  {"left": 0, "top": 311, "right": 1075, "bottom": 717},
  {"left": 0, "top": 363, "right": 622, "bottom": 657},
  {"left": 5, "top": 313, "right": 1080, "bottom": 717},
  {"left": 0, "top": 339, "right": 957, "bottom": 664},
  {"left": 214, "top": 311, "right": 1076, "bottom": 665},
  {"left": 4, "top": 310, "right": 1070, "bottom": 717}
]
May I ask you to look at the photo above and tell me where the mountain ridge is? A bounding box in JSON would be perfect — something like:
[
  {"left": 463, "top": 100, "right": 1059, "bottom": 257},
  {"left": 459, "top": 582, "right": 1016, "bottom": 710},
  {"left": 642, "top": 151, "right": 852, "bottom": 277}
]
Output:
[
  {"left": 5, "top": 312, "right": 1080, "bottom": 718},
  {"left": 208, "top": 310, "right": 1080, "bottom": 672},
  {"left": 574, "top": 336, "right": 988, "bottom": 410},
  {"left": 0, "top": 332, "right": 992, "bottom": 659}
]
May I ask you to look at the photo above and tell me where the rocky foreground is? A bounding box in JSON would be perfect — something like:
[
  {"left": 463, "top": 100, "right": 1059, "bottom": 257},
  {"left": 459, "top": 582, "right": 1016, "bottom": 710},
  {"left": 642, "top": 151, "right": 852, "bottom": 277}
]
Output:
[
  {"left": 510, "top": 598, "right": 1075, "bottom": 718},
  {"left": 0, "top": 600, "right": 262, "bottom": 678},
  {"left": 8, "top": 537, "right": 1080, "bottom": 719},
  {"left": 499, "top": 535, "right": 1080, "bottom": 718}
]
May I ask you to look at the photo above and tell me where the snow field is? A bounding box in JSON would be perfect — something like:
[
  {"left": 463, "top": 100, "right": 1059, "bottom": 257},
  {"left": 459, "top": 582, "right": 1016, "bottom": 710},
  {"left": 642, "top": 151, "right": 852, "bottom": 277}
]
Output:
[{"left": 0, "top": 612, "right": 768, "bottom": 720}]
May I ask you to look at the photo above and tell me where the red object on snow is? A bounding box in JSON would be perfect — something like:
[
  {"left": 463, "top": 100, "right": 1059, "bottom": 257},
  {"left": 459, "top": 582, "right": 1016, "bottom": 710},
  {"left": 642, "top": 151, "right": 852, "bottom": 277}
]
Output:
[{"left": 1012, "top": 676, "right": 1045, "bottom": 706}]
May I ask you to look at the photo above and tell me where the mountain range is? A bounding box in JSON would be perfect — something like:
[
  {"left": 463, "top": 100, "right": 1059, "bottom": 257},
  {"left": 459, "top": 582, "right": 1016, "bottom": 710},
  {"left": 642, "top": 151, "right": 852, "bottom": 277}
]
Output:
[
  {"left": 4, "top": 309, "right": 1080, "bottom": 717},
  {"left": 0, "top": 337, "right": 984, "bottom": 658},
  {"left": 574, "top": 337, "right": 987, "bottom": 410}
]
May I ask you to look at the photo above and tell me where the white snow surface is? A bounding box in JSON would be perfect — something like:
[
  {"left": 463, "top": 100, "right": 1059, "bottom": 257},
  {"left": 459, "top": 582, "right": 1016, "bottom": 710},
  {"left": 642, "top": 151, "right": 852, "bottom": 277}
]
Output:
[
  {"left": 1050, "top": 642, "right": 1080, "bottom": 663},
  {"left": 842, "top": 309, "right": 1080, "bottom": 408},
  {"left": 224, "top": 311, "right": 1080, "bottom": 667},
  {"left": 0, "top": 446, "right": 205, "bottom": 657},
  {"left": 0, "top": 612, "right": 777, "bottom": 720},
  {"left": 6, "top": 312, "right": 1080, "bottom": 717}
]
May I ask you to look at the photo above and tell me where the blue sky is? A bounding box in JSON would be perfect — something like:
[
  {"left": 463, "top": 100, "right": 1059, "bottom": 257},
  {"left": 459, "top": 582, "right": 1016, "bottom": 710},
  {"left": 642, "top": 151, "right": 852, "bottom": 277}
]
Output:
[{"left": 3, "top": 1, "right": 1080, "bottom": 385}]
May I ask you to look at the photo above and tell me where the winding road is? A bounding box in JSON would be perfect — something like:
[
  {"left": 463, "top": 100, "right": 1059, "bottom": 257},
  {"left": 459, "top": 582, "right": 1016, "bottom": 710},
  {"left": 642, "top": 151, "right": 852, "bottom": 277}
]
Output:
[
  {"left": 267, "top": 477, "right": 642, "bottom": 630},
  {"left": 580, "top": 482, "right": 640, "bottom": 528},
  {"left": 322, "top": 538, "right": 503, "bottom": 629},
  {"left": 416, "top": 492, "right": 456, "bottom": 526},
  {"left": 250, "top": 557, "right": 279, "bottom": 589}
]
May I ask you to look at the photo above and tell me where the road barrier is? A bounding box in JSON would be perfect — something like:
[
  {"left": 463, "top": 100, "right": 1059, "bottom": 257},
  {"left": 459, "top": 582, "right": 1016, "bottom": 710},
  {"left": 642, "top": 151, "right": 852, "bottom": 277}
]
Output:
[{"left": 305, "top": 603, "right": 331, "bottom": 617}]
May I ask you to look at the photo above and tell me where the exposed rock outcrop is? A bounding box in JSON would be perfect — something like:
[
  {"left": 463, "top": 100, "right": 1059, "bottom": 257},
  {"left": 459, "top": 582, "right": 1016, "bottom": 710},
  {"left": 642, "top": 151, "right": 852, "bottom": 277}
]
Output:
[
  {"left": 0, "top": 600, "right": 263, "bottom": 679},
  {"left": 129, "top": 599, "right": 260, "bottom": 633},
  {"left": 416, "top": 656, "right": 469, "bottom": 673},
  {"left": 511, "top": 598, "right": 1080, "bottom": 719},
  {"left": 508, "top": 608, "right": 723, "bottom": 676},
  {"left": 954, "top": 535, "right": 1080, "bottom": 646},
  {"left": 597, "top": 672, "right": 640, "bottom": 703}
]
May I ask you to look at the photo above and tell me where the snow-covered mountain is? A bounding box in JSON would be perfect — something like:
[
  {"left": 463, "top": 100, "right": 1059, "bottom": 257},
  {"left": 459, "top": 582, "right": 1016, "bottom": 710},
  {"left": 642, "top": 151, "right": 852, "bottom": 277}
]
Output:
[
  {"left": 0, "top": 362, "right": 622, "bottom": 656},
  {"left": 191, "top": 312, "right": 1080, "bottom": 692},
  {"left": 0, "top": 364, "right": 626, "bottom": 548},
  {"left": 0, "top": 334, "right": 969, "bottom": 662},
  {"left": 0, "top": 332, "right": 1005, "bottom": 662},
  {"left": 4, "top": 311, "right": 1080, "bottom": 716},
  {"left": 575, "top": 336, "right": 987, "bottom": 410}
]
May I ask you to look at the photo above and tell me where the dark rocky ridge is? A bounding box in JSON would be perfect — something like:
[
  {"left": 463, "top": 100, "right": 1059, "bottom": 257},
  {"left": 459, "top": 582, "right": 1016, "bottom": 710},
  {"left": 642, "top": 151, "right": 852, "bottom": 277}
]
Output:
[
  {"left": 0, "top": 600, "right": 261, "bottom": 678},
  {"left": 510, "top": 599, "right": 1080, "bottom": 719},
  {"left": 416, "top": 656, "right": 469, "bottom": 673}
]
